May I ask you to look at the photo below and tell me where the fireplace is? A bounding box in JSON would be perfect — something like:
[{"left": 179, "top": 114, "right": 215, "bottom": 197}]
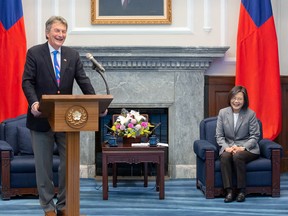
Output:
[
  {"left": 72, "top": 46, "right": 229, "bottom": 179},
  {"left": 96, "top": 108, "right": 169, "bottom": 176}
]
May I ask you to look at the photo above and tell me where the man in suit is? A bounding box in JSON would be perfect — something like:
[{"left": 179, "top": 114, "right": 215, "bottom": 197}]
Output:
[
  {"left": 216, "top": 86, "right": 260, "bottom": 203},
  {"left": 22, "top": 16, "right": 96, "bottom": 216},
  {"left": 99, "top": 0, "right": 164, "bottom": 16}
]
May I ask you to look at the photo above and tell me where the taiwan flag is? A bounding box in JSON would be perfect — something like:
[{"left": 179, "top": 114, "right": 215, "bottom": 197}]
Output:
[
  {"left": 236, "top": 0, "right": 281, "bottom": 140},
  {"left": 0, "top": 0, "right": 27, "bottom": 122}
]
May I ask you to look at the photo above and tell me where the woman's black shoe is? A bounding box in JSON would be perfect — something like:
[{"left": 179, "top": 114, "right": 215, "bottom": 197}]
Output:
[
  {"left": 224, "top": 192, "right": 234, "bottom": 203},
  {"left": 236, "top": 192, "right": 246, "bottom": 202}
]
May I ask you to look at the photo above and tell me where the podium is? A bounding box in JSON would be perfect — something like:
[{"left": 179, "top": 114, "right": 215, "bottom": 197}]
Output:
[{"left": 40, "top": 94, "right": 113, "bottom": 216}]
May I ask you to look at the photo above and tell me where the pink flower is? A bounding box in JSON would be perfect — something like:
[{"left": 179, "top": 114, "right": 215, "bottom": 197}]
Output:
[
  {"left": 135, "top": 124, "right": 142, "bottom": 131},
  {"left": 120, "top": 125, "right": 126, "bottom": 130},
  {"left": 128, "top": 123, "right": 134, "bottom": 128},
  {"left": 141, "top": 122, "right": 148, "bottom": 128},
  {"left": 130, "top": 119, "right": 137, "bottom": 124},
  {"left": 116, "top": 124, "right": 121, "bottom": 129}
]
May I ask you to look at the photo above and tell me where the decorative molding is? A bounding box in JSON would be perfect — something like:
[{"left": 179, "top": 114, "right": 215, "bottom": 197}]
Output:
[{"left": 73, "top": 46, "right": 229, "bottom": 71}]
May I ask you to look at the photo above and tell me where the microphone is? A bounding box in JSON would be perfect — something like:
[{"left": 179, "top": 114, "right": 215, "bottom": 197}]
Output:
[
  {"left": 86, "top": 53, "right": 110, "bottom": 94},
  {"left": 86, "top": 53, "right": 105, "bottom": 72}
]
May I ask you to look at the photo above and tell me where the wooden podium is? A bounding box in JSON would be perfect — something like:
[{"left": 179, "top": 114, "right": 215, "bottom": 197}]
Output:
[{"left": 40, "top": 94, "right": 113, "bottom": 216}]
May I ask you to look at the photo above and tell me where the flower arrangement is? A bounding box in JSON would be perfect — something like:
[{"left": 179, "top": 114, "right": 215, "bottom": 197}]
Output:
[{"left": 109, "top": 109, "right": 154, "bottom": 138}]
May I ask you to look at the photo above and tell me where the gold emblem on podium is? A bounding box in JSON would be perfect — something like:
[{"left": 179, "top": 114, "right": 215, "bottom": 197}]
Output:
[{"left": 66, "top": 106, "right": 88, "bottom": 128}]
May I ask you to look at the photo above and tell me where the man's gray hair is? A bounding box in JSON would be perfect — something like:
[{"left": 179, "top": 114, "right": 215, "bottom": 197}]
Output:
[{"left": 45, "top": 16, "right": 68, "bottom": 39}]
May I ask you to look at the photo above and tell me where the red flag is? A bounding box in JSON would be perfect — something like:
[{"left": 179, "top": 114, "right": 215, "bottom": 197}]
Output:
[
  {"left": 236, "top": 0, "right": 281, "bottom": 140},
  {"left": 0, "top": 0, "right": 27, "bottom": 122}
]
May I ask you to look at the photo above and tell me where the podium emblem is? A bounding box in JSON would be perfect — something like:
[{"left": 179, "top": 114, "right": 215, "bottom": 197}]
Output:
[{"left": 66, "top": 106, "right": 88, "bottom": 129}]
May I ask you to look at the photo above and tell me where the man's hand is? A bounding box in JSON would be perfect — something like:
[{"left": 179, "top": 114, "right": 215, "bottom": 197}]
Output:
[
  {"left": 100, "top": 109, "right": 108, "bottom": 117},
  {"left": 31, "top": 102, "right": 42, "bottom": 117}
]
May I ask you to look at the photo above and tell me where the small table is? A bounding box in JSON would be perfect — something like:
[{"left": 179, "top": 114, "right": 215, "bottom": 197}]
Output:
[{"left": 102, "top": 144, "right": 165, "bottom": 200}]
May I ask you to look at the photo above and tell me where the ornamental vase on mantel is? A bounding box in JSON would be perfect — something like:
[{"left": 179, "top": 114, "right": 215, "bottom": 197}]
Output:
[{"left": 122, "top": 136, "right": 141, "bottom": 147}]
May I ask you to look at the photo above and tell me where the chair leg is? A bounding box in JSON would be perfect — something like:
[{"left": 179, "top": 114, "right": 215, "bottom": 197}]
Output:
[
  {"left": 1, "top": 151, "right": 11, "bottom": 200},
  {"left": 205, "top": 150, "right": 215, "bottom": 199},
  {"left": 271, "top": 149, "right": 281, "bottom": 197}
]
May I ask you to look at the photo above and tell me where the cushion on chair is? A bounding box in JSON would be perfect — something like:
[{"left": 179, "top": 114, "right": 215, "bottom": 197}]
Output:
[
  {"left": 16, "top": 126, "right": 59, "bottom": 156},
  {"left": 10, "top": 155, "right": 36, "bottom": 173},
  {"left": 10, "top": 155, "right": 60, "bottom": 173},
  {"left": 259, "top": 139, "right": 283, "bottom": 159},
  {"left": 200, "top": 117, "right": 218, "bottom": 143},
  {"left": 17, "top": 126, "right": 34, "bottom": 155},
  {"left": 1, "top": 114, "right": 27, "bottom": 155},
  {"left": 213, "top": 157, "right": 272, "bottom": 172},
  {"left": 193, "top": 140, "right": 218, "bottom": 160}
]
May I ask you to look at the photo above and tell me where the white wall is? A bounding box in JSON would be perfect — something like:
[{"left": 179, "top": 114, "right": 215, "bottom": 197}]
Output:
[{"left": 22, "top": 0, "right": 288, "bottom": 76}]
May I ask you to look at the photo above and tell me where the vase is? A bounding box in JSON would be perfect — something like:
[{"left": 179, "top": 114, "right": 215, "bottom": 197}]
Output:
[{"left": 122, "top": 136, "right": 142, "bottom": 147}]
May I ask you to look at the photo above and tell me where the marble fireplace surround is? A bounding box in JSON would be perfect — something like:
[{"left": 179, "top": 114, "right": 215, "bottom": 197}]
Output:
[{"left": 73, "top": 46, "right": 229, "bottom": 179}]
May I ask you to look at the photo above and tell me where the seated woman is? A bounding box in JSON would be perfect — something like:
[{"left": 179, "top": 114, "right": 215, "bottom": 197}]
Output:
[{"left": 216, "top": 85, "right": 260, "bottom": 202}]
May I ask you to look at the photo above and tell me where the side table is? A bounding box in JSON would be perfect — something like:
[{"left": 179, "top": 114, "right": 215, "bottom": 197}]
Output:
[{"left": 102, "top": 144, "right": 165, "bottom": 200}]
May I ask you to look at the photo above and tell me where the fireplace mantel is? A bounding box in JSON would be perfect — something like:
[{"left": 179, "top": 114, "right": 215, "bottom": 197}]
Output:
[
  {"left": 75, "top": 46, "right": 229, "bottom": 71},
  {"left": 73, "top": 46, "right": 229, "bottom": 178}
]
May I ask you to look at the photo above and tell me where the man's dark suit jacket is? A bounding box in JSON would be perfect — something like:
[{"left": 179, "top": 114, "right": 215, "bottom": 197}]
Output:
[
  {"left": 22, "top": 42, "right": 95, "bottom": 132},
  {"left": 99, "top": 0, "right": 164, "bottom": 16}
]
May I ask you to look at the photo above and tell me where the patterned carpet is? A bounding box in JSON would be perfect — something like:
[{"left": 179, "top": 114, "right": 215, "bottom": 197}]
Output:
[{"left": 0, "top": 174, "right": 287, "bottom": 216}]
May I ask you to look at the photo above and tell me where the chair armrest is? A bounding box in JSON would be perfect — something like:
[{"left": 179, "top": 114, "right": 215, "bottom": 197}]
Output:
[
  {"left": 258, "top": 139, "right": 283, "bottom": 159},
  {"left": 0, "top": 140, "right": 14, "bottom": 159},
  {"left": 193, "top": 140, "right": 218, "bottom": 160}
]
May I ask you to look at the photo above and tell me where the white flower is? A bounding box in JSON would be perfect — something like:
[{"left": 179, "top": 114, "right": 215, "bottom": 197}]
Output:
[{"left": 130, "top": 110, "right": 146, "bottom": 122}]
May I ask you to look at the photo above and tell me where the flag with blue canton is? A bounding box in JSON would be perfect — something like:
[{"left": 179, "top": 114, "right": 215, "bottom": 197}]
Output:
[
  {"left": 236, "top": 0, "right": 281, "bottom": 140},
  {"left": 0, "top": 0, "right": 27, "bottom": 122}
]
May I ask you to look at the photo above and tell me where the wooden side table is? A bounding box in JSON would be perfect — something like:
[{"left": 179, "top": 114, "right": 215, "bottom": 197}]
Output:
[{"left": 102, "top": 144, "right": 165, "bottom": 200}]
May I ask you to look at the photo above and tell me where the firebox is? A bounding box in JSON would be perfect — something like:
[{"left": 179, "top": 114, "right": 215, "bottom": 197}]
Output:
[{"left": 95, "top": 108, "right": 168, "bottom": 176}]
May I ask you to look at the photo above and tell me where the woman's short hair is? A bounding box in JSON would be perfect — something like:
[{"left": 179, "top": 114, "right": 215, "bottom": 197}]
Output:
[
  {"left": 45, "top": 16, "right": 68, "bottom": 39},
  {"left": 228, "top": 85, "right": 249, "bottom": 110}
]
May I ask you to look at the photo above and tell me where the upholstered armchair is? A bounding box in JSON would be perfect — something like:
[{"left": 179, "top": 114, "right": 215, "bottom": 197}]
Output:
[
  {"left": 193, "top": 116, "right": 283, "bottom": 199},
  {"left": 0, "top": 114, "right": 59, "bottom": 200}
]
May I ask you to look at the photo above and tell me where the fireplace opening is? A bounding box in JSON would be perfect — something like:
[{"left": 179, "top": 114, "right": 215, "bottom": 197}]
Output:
[{"left": 95, "top": 108, "right": 169, "bottom": 177}]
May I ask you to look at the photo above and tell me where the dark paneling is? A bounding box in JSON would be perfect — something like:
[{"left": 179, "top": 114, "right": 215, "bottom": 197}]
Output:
[
  {"left": 205, "top": 75, "right": 288, "bottom": 173},
  {"left": 204, "top": 76, "right": 235, "bottom": 117},
  {"left": 275, "top": 77, "right": 288, "bottom": 172}
]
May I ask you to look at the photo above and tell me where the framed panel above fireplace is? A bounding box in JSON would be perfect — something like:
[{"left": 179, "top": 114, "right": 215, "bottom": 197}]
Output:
[{"left": 91, "top": 0, "right": 172, "bottom": 24}]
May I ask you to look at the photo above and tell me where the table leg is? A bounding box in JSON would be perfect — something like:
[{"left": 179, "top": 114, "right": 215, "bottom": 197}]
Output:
[
  {"left": 102, "top": 154, "right": 108, "bottom": 200},
  {"left": 144, "top": 162, "right": 148, "bottom": 187},
  {"left": 159, "top": 154, "right": 165, "bottom": 199},
  {"left": 156, "top": 164, "right": 159, "bottom": 191},
  {"left": 113, "top": 163, "right": 117, "bottom": 187}
]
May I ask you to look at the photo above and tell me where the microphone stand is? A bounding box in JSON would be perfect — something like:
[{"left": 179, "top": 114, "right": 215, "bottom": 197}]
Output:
[{"left": 92, "top": 65, "right": 110, "bottom": 95}]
